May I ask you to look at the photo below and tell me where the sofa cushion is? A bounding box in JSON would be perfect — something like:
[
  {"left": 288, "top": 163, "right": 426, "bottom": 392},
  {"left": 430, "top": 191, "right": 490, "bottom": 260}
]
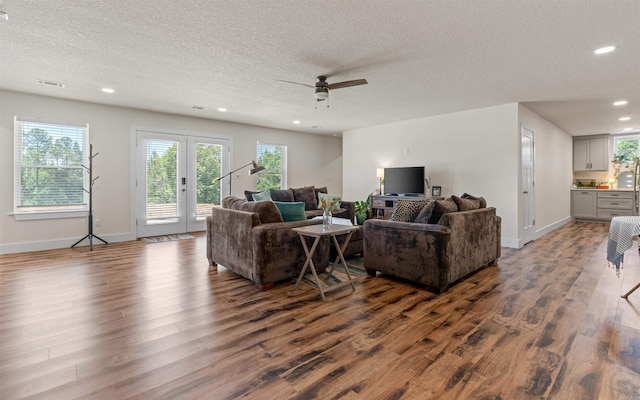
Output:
[
  {"left": 274, "top": 201, "right": 307, "bottom": 222},
  {"left": 452, "top": 195, "right": 481, "bottom": 211},
  {"left": 223, "top": 196, "right": 247, "bottom": 209},
  {"left": 314, "top": 187, "right": 328, "bottom": 198},
  {"left": 292, "top": 186, "right": 318, "bottom": 210},
  {"left": 270, "top": 188, "right": 295, "bottom": 202},
  {"left": 462, "top": 193, "right": 487, "bottom": 208},
  {"left": 241, "top": 200, "right": 283, "bottom": 224},
  {"left": 244, "top": 190, "right": 259, "bottom": 202},
  {"left": 390, "top": 199, "right": 429, "bottom": 222},
  {"left": 318, "top": 193, "right": 342, "bottom": 210},
  {"left": 415, "top": 198, "right": 458, "bottom": 224},
  {"left": 252, "top": 190, "right": 272, "bottom": 202}
]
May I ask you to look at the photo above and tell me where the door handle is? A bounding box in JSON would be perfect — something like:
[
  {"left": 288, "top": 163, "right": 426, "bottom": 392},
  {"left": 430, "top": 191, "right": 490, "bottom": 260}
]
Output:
[{"left": 523, "top": 191, "right": 528, "bottom": 194}]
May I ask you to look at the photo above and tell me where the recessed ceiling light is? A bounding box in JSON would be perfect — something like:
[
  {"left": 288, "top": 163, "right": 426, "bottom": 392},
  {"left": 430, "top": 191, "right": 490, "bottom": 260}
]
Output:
[
  {"left": 619, "top": 117, "right": 631, "bottom": 121},
  {"left": 614, "top": 100, "right": 628, "bottom": 106},
  {"left": 293, "top": 120, "right": 301, "bottom": 125},
  {"left": 101, "top": 87, "right": 114, "bottom": 94},
  {"left": 594, "top": 45, "right": 617, "bottom": 55},
  {"left": 217, "top": 108, "right": 227, "bottom": 112}
]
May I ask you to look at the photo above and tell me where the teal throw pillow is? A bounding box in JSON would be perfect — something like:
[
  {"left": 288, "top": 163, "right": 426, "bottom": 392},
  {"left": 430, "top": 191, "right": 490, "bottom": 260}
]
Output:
[
  {"left": 252, "top": 190, "right": 272, "bottom": 202},
  {"left": 273, "top": 201, "right": 307, "bottom": 222}
]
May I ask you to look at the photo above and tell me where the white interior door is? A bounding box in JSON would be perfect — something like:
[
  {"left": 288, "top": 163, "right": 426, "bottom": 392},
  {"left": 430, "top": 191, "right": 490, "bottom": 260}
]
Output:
[
  {"left": 135, "top": 130, "right": 228, "bottom": 237},
  {"left": 521, "top": 125, "right": 536, "bottom": 245}
]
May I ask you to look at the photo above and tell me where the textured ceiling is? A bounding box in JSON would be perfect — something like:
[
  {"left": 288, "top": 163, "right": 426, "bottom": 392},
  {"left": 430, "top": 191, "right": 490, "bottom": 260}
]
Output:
[{"left": 1, "top": 0, "right": 639, "bottom": 136}]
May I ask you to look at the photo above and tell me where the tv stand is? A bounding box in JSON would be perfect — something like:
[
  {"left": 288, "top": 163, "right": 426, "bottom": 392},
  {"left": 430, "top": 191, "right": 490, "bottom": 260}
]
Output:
[{"left": 371, "top": 194, "right": 442, "bottom": 220}]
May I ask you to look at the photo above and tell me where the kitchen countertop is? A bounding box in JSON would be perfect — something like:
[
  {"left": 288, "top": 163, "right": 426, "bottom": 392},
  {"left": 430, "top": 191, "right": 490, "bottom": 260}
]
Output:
[{"left": 571, "top": 188, "right": 634, "bottom": 191}]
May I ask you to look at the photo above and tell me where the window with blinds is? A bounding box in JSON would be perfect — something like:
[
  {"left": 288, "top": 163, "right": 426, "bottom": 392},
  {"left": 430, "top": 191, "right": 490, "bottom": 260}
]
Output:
[
  {"left": 256, "top": 142, "right": 287, "bottom": 190},
  {"left": 14, "top": 117, "right": 89, "bottom": 216}
]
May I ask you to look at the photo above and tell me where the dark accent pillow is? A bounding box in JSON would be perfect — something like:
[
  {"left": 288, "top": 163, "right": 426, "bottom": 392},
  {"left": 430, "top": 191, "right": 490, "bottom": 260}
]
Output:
[
  {"left": 428, "top": 198, "right": 458, "bottom": 224},
  {"left": 461, "top": 193, "right": 487, "bottom": 208},
  {"left": 240, "top": 200, "right": 283, "bottom": 224},
  {"left": 270, "top": 188, "right": 294, "bottom": 202},
  {"left": 314, "top": 186, "right": 328, "bottom": 198},
  {"left": 292, "top": 186, "right": 317, "bottom": 210},
  {"left": 414, "top": 202, "right": 435, "bottom": 224},
  {"left": 244, "top": 190, "right": 258, "bottom": 202},
  {"left": 273, "top": 201, "right": 307, "bottom": 222},
  {"left": 390, "top": 199, "right": 429, "bottom": 222},
  {"left": 452, "top": 195, "right": 481, "bottom": 211}
]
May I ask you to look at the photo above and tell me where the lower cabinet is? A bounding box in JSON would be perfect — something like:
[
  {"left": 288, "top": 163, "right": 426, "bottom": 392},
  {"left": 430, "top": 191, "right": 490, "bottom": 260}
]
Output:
[
  {"left": 571, "top": 191, "right": 597, "bottom": 219},
  {"left": 571, "top": 190, "right": 635, "bottom": 221}
]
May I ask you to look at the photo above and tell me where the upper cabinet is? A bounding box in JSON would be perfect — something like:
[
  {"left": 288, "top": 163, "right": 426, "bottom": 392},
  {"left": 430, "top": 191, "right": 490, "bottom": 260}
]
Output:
[{"left": 573, "top": 136, "right": 609, "bottom": 171}]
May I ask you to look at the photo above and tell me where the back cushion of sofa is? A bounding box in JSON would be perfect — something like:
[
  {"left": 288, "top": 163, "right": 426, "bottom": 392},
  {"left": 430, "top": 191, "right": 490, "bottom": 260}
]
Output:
[
  {"left": 415, "top": 198, "right": 458, "bottom": 224},
  {"left": 270, "top": 188, "right": 295, "bottom": 202},
  {"left": 452, "top": 195, "right": 481, "bottom": 211},
  {"left": 461, "top": 193, "right": 487, "bottom": 208},
  {"left": 292, "top": 186, "right": 318, "bottom": 210},
  {"left": 240, "top": 200, "right": 284, "bottom": 224},
  {"left": 223, "top": 196, "right": 247, "bottom": 209}
]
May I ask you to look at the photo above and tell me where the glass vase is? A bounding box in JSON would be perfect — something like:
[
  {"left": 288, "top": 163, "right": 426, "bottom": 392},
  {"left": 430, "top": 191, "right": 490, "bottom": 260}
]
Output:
[{"left": 322, "top": 209, "right": 332, "bottom": 229}]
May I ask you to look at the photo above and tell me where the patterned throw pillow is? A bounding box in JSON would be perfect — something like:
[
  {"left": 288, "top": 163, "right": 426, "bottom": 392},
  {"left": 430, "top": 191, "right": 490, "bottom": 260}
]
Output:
[{"left": 390, "top": 199, "right": 429, "bottom": 222}]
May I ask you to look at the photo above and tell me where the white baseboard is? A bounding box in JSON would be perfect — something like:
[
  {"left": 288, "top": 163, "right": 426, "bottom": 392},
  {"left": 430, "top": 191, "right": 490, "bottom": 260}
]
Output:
[
  {"left": 0, "top": 232, "right": 135, "bottom": 255},
  {"left": 501, "top": 217, "right": 572, "bottom": 250}
]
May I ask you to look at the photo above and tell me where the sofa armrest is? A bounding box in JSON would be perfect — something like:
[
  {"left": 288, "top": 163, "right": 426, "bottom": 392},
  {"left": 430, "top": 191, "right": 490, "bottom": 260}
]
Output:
[
  {"left": 336, "top": 200, "right": 355, "bottom": 222},
  {"left": 251, "top": 219, "right": 329, "bottom": 284},
  {"left": 209, "top": 207, "right": 261, "bottom": 270},
  {"left": 364, "top": 219, "right": 451, "bottom": 288}
]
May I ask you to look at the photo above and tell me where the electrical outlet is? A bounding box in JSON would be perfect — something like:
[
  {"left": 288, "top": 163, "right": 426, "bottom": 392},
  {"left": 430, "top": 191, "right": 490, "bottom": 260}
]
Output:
[{"left": 95, "top": 218, "right": 101, "bottom": 227}]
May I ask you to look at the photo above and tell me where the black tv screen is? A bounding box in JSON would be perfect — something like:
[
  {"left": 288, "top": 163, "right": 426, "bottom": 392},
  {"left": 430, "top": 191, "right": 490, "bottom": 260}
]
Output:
[{"left": 384, "top": 166, "right": 425, "bottom": 195}]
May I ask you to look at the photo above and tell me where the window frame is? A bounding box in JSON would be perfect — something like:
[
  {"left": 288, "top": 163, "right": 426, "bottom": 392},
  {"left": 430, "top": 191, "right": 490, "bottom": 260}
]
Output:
[
  {"left": 13, "top": 116, "right": 90, "bottom": 220},
  {"left": 256, "top": 141, "right": 287, "bottom": 190}
]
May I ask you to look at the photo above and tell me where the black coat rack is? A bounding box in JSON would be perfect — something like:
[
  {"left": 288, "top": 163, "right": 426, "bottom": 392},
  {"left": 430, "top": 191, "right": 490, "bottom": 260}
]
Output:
[{"left": 72, "top": 143, "right": 108, "bottom": 250}]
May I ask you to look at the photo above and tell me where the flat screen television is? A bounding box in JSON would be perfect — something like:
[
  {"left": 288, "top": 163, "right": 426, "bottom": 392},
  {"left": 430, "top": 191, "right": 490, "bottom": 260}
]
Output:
[{"left": 383, "top": 166, "right": 425, "bottom": 195}]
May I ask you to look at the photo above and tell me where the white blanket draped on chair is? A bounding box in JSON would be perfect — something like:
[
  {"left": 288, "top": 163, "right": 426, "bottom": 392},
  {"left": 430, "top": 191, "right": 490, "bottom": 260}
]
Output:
[{"left": 607, "top": 216, "right": 640, "bottom": 276}]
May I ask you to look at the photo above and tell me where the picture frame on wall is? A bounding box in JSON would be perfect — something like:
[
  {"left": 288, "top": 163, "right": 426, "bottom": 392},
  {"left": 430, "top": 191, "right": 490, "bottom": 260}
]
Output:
[{"left": 432, "top": 186, "right": 442, "bottom": 196}]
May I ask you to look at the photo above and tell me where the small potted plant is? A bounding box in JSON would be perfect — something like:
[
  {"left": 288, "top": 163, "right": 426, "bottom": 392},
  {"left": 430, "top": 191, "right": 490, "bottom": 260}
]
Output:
[{"left": 355, "top": 194, "right": 371, "bottom": 225}]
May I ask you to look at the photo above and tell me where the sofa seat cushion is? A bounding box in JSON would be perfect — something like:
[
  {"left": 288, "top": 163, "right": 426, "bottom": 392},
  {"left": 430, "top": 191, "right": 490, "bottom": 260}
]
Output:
[
  {"left": 390, "top": 199, "right": 429, "bottom": 222},
  {"left": 274, "top": 201, "right": 307, "bottom": 222},
  {"left": 292, "top": 186, "right": 318, "bottom": 210}
]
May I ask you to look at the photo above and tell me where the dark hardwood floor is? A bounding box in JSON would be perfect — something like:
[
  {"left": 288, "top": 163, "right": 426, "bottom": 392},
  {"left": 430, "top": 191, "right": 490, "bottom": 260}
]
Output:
[{"left": 1, "top": 221, "right": 639, "bottom": 399}]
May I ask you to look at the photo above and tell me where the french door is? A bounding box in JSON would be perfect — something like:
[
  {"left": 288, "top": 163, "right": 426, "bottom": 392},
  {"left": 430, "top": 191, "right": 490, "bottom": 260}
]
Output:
[{"left": 135, "top": 130, "right": 229, "bottom": 237}]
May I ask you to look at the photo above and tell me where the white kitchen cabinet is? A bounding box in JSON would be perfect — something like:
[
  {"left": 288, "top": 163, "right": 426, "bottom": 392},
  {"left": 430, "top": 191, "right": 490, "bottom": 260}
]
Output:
[
  {"left": 573, "top": 137, "right": 609, "bottom": 171},
  {"left": 571, "top": 190, "right": 635, "bottom": 221},
  {"left": 571, "top": 190, "right": 597, "bottom": 219}
]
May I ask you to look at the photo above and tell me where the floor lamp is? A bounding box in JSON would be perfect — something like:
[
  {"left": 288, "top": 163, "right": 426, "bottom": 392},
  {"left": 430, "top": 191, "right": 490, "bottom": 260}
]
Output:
[{"left": 215, "top": 160, "right": 265, "bottom": 196}]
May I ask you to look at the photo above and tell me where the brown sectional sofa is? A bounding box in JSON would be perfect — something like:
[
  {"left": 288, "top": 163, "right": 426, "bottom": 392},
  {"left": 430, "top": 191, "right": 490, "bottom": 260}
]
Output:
[
  {"left": 363, "top": 196, "right": 501, "bottom": 293},
  {"left": 206, "top": 190, "right": 355, "bottom": 290}
]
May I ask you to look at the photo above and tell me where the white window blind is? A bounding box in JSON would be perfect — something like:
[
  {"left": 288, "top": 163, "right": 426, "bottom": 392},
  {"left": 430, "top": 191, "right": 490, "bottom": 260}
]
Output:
[
  {"left": 145, "top": 139, "right": 179, "bottom": 220},
  {"left": 256, "top": 142, "right": 287, "bottom": 190},
  {"left": 14, "top": 117, "right": 89, "bottom": 215}
]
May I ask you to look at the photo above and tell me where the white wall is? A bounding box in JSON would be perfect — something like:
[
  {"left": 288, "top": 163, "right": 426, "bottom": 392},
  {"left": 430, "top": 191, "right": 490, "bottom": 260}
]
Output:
[
  {"left": 0, "top": 90, "right": 342, "bottom": 253},
  {"left": 343, "top": 103, "right": 573, "bottom": 248},
  {"left": 518, "top": 104, "right": 573, "bottom": 238}
]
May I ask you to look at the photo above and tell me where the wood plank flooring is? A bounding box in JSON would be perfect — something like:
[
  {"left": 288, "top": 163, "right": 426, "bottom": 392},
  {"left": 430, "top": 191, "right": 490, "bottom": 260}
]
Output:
[{"left": 1, "top": 221, "right": 639, "bottom": 399}]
